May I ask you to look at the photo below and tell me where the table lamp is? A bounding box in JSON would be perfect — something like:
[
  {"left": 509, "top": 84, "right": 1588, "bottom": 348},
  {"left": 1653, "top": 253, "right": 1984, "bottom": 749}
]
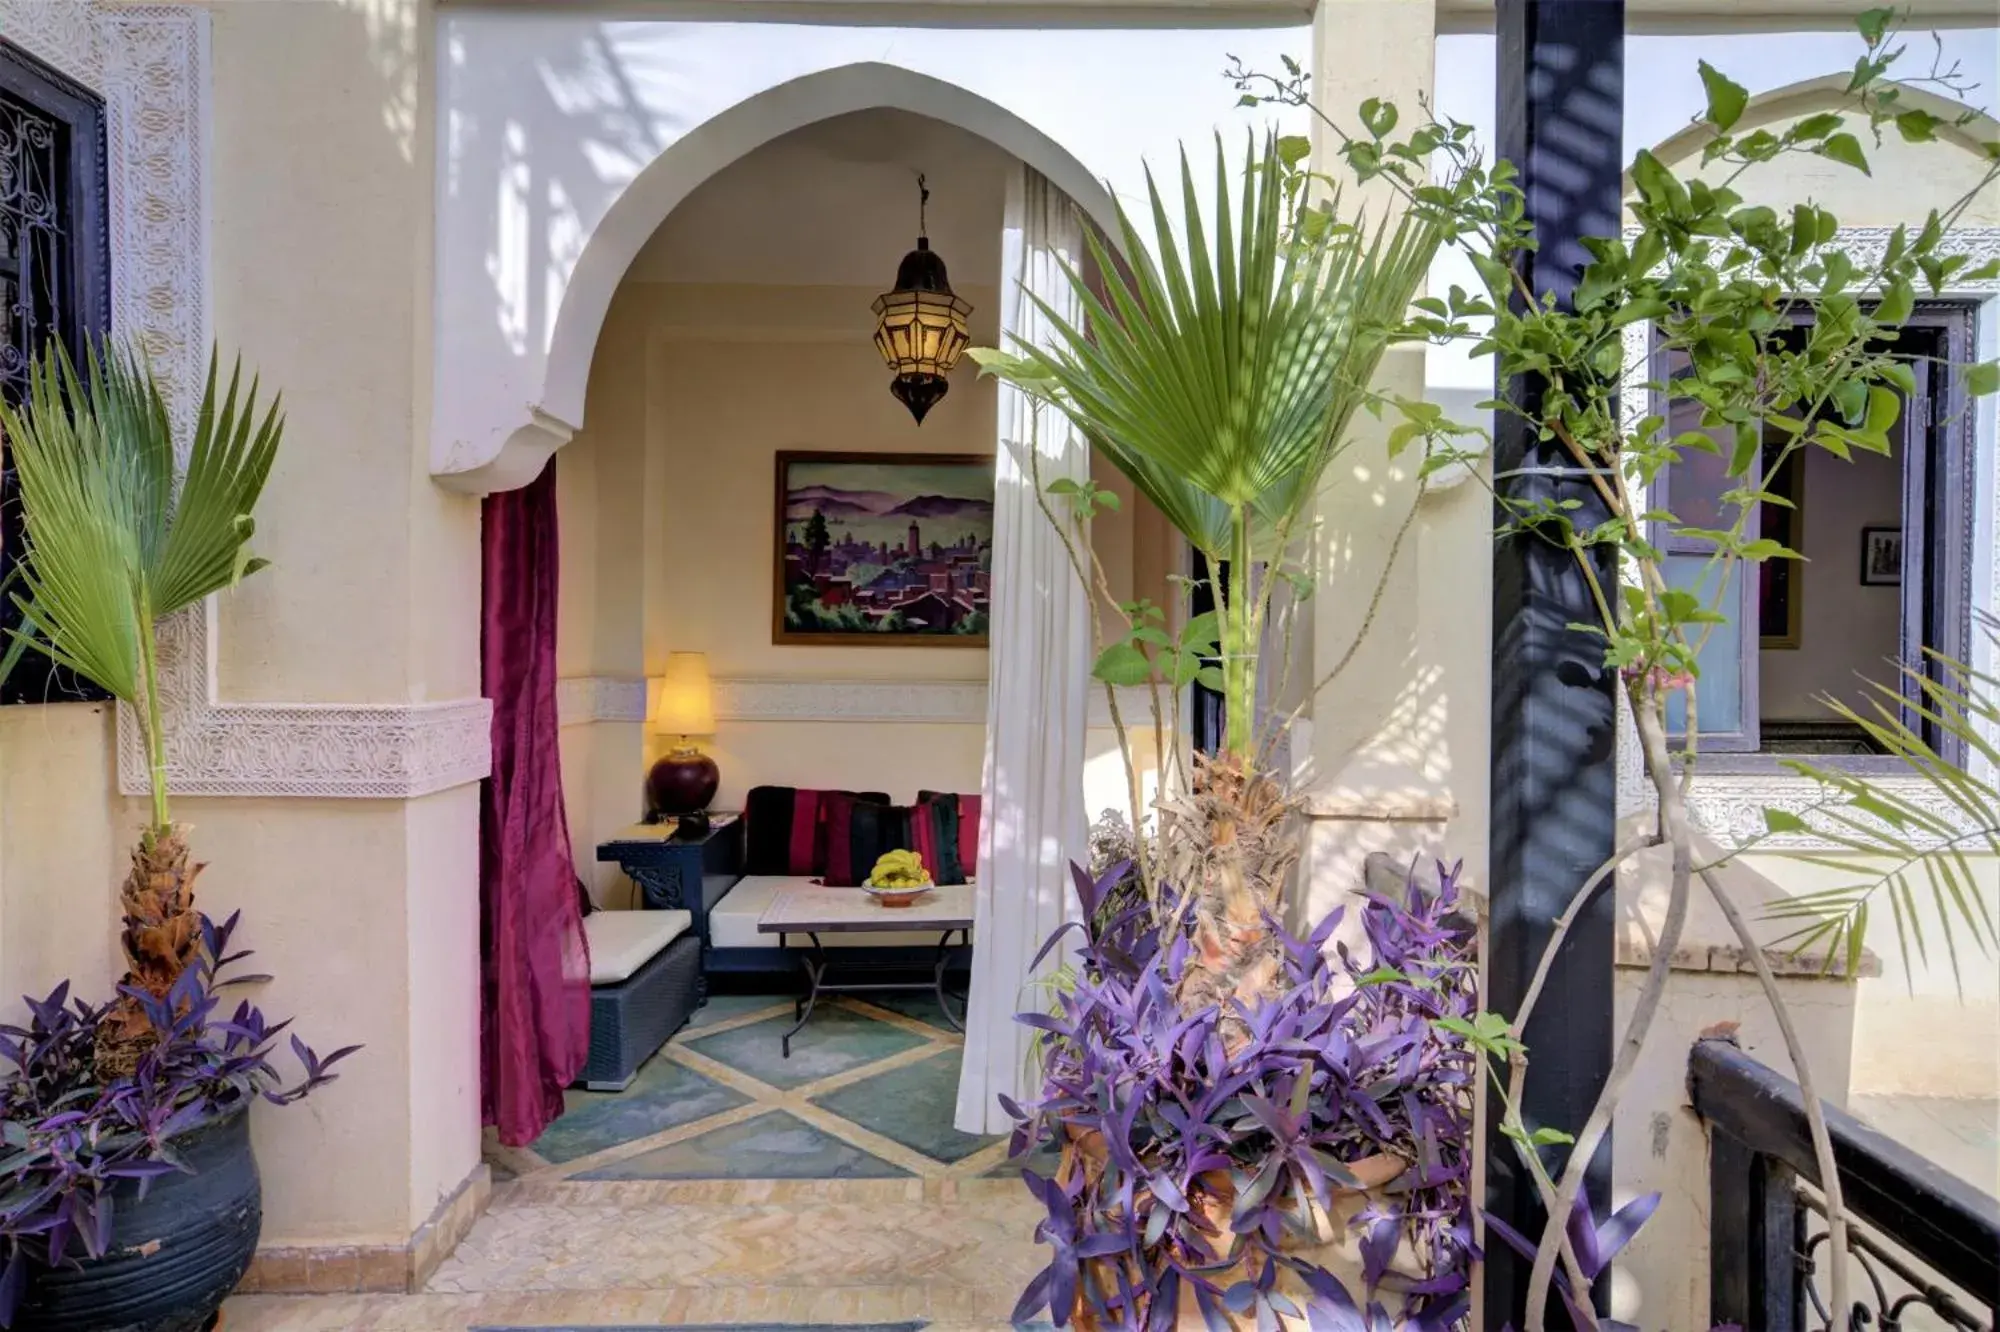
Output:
[{"left": 647, "top": 652, "right": 719, "bottom": 828}]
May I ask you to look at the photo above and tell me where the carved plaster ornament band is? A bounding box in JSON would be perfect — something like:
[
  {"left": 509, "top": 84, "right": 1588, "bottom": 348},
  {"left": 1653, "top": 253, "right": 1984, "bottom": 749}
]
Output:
[
  {"left": 2, "top": 4, "right": 491, "bottom": 799},
  {"left": 554, "top": 676, "right": 1161, "bottom": 730}
]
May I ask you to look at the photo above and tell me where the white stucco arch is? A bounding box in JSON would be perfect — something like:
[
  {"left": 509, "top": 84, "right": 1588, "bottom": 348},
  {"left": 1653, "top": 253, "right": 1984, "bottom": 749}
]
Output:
[{"left": 434, "top": 60, "right": 1120, "bottom": 495}]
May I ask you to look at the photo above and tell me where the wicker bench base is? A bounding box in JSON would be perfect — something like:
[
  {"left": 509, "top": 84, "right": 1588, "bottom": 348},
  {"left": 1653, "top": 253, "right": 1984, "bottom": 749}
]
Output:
[{"left": 578, "top": 932, "right": 704, "bottom": 1091}]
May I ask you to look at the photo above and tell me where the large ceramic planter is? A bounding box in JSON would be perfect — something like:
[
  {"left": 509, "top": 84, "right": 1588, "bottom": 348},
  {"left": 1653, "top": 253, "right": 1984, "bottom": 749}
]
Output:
[{"left": 15, "top": 1099, "right": 261, "bottom": 1332}]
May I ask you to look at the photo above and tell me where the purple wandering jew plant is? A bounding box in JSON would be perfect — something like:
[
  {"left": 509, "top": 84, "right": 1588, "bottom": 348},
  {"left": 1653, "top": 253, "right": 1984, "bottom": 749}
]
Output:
[
  {"left": 1005, "top": 858, "right": 1479, "bottom": 1330},
  {"left": 0, "top": 911, "right": 357, "bottom": 1327}
]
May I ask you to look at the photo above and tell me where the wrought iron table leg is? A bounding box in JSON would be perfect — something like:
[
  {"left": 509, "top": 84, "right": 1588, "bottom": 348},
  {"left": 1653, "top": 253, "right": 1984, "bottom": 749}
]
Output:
[
  {"left": 934, "top": 928, "right": 966, "bottom": 1033},
  {"left": 780, "top": 932, "right": 826, "bottom": 1058}
]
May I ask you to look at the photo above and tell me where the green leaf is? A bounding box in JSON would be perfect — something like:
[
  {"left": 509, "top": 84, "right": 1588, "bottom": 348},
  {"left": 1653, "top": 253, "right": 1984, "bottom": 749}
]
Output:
[
  {"left": 1469, "top": 250, "right": 1513, "bottom": 298},
  {"left": 1179, "top": 610, "right": 1222, "bottom": 651},
  {"left": 1967, "top": 361, "right": 2000, "bottom": 397},
  {"left": 1763, "top": 807, "right": 1809, "bottom": 836},
  {"left": 1864, "top": 385, "right": 1901, "bottom": 436},
  {"left": 1729, "top": 422, "right": 1761, "bottom": 478},
  {"left": 1629, "top": 228, "right": 1666, "bottom": 276},
  {"left": 1895, "top": 109, "right": 1941, "bottom": 143},
  {"left": 1820, "top": 132, "right": 1871, "bottom": 175},
  {"left": 1856, "top": 6, "right": 1894, "bottom": 46},
  {"left": 1875, "top": 275, "right": 1915, "bottom": 326},
  {"left": 1275, "top": 134, "right": 1312, "bottom": 168},
  {"left": 1832, "top": 378, "right": 1869, "bottom": 425},
  {"left": 1698, "top": 62, "right": 1749, "bottom": 132},
  {"left": 1092, "top": 642, "right": 1153, "bottom": 688}
]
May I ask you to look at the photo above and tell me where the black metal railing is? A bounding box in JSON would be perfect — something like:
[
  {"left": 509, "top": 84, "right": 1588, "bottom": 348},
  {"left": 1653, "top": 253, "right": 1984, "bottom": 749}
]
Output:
[{"left": 1689, "top": 1036, "right": 2000, "bottom": 1331}]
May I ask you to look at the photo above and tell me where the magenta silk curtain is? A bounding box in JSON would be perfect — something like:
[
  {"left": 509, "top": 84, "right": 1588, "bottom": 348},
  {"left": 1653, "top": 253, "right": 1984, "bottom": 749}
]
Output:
[{"left": 479, "top": 461, "right": 591, "bottom": 1147}]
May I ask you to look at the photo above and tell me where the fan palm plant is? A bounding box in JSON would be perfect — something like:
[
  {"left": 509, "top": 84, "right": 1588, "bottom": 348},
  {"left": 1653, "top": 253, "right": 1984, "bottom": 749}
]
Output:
[
  {"left": 0, "top": 342, "right": 281, "bottom": 1080},
  {"left": 974, "top": 134, "right": 1441, "bottom": 1020},
  {"left": 1764, "top": 623, "right": 2000, "bottom": 983}
]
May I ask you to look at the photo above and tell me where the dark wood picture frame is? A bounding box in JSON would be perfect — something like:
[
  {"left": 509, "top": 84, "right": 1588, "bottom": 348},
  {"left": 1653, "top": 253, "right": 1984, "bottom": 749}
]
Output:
[
  {"left": 1758, "top": 443, "right": 1804, "bottom": 650},
  {"left": 771, "top": 450, "right": 995, "bottom": 648},
  {"left": 1860, "top": 525, "right": 1902, "bottom": 586}
]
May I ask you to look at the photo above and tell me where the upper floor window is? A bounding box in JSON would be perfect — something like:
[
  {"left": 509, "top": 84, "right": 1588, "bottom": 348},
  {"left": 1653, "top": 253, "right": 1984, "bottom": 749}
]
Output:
[
  {"left": 1655, "top": 304, "right": 1980, "bottom": 768},
  {"left": 0, "top": 38, "right": 110, "bottom": 705}
]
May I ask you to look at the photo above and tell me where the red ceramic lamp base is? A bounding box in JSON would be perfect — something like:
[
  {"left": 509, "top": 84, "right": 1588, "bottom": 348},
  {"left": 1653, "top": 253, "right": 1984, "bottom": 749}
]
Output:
[{"left": 646, "top": 749, "right": 719, "bottom": 818}]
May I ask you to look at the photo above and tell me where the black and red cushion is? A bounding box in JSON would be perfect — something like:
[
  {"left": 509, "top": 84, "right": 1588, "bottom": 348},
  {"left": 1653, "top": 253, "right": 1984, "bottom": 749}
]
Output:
[
  {"left": 910, "top": 794, "right": 966, "bottom": 885},
  {"left": 917, "top": 790, "right": 981, "bottom": 881},
  {"left": 743, "top": 786, "right": 888, "bottom": 876},
  {"left": 824, "top": 800, "right": 918, "bottom": 887}
]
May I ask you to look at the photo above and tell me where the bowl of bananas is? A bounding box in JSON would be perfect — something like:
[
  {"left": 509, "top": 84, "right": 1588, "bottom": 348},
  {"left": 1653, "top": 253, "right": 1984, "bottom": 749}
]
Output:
[{"left": 862, "top": 849, "right": 935, "bottom": 907}]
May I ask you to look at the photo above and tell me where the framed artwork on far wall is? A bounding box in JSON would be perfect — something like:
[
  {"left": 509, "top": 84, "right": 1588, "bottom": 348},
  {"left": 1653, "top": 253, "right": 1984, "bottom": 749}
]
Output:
[
  {"left": 772, "top": 451, "right": 995, "bottom": 646},
  {"left": 1861, "top": 525, "right": 1903, "bottom": 586}
]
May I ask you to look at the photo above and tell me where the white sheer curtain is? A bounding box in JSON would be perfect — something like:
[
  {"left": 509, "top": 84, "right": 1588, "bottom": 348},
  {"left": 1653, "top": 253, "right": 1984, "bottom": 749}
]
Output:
[{"left": 955, "top": 166, "right": 1092, "bottom": 1135}]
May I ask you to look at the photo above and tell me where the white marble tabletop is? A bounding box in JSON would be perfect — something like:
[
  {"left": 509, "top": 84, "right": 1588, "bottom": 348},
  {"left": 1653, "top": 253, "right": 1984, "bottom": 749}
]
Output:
[{"left": 757, "top": 883, "right": 975, "bottom": 934}]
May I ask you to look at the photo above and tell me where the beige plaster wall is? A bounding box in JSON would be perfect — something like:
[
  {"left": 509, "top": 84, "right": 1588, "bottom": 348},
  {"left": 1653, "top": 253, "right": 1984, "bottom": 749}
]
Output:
[
  {"left": 1610, "top": 964, "right": 1861, "bottom": 1332},
  {"left": 1645, "top": 83, "right": 2000, "bottom": 229},
  {"left": 1742, "top": 849, "right": 2000, "bottom": 1102},
  {"left": 209, "top": 0, "right": 476, "bottom": 706},
  {"left": 0, "top": 706, "right": 122, "bottom": 1007},
  {"left": 1298, "top": 0, "right": 1482, "bottom": 932},
  {"left": 643, "top": 282, "right": 1001, "bottom": 687},
  {"left": 1, "top": 0, "right": 481, "bottom": 1253}
]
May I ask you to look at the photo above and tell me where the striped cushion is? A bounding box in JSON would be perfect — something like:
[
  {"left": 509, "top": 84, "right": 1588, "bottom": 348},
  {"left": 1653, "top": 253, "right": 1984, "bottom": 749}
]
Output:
[
  {"left": 911, "top": 794, "right": 966, "bottom": 885},
  {"left": 918, "top": 791, "right": 981, "bottom": 880},
  {"left": 744, "top": 786, "right": 889, "bottom": 875},
  {"left": 825, "top": 799, "right": 914, "bottom": 886}
]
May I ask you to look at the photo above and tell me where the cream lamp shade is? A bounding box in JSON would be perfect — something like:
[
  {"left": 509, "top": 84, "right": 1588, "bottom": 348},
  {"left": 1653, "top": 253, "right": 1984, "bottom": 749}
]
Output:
[{"left": 653, "top": 652, "right": 716, "bottom": 737}]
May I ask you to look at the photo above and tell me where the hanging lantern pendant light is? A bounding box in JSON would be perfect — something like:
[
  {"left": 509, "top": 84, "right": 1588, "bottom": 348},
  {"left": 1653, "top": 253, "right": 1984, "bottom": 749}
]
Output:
[{"left": 872, "top": 173, "right": 973, "bottom": 425}]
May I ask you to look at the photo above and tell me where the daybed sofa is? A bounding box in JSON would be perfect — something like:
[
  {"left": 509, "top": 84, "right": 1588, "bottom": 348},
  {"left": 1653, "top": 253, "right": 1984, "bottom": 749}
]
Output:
[{"left": 700, "top": 785, "right": 980, "bottom": 983}]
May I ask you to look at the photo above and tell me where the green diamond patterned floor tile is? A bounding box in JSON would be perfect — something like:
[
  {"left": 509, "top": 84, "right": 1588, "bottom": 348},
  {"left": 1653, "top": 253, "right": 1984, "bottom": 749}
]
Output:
[
  {"left": 572, "top": 1109, "right": 913, "bottom": 1180},
  {"left": 533, "top": 1057, "right": 750, "bottom": 1164},
  {"left": 682, "top": 1004, "right": 929, "bottom": 1090},
  {"left": 809, "top": 1048, "right": 995, "bottom": 1163}
]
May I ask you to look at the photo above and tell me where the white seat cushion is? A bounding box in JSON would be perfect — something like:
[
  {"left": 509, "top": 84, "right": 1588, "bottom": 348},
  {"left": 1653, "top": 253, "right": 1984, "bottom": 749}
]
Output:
[
  {"left": 584, "top": 908, "right": 692, "bottom": 984},
  {"left": 710, "top": 876, "right": 972, "bottom": 950}
]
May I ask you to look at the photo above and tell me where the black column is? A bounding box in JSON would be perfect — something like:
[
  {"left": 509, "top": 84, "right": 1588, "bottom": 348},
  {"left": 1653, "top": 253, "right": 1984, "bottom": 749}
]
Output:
[{"left": 1487, "top": 2, "right": 1625, "bottom": 1328}]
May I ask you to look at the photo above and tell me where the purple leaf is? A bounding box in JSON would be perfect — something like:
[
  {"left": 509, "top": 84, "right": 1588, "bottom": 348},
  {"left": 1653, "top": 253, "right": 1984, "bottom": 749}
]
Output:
[{"left": 1594, "top": 1190, "right": 1663, "bottom": 1269}]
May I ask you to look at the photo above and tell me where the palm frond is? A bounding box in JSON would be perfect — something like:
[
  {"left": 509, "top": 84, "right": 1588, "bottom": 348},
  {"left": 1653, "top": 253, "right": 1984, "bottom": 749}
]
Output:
[
  {"left": 1767, "top": 621, "right": 2000, "bottom": 988},
  {"left": 0, "top": 340, "right": 281, "bottom": 826},
  {"left": 0, "top": 351, "right": 146, "bottom": 701},
  {"left": 972, "top": 133, "right": 1443, "bottom": 563}
]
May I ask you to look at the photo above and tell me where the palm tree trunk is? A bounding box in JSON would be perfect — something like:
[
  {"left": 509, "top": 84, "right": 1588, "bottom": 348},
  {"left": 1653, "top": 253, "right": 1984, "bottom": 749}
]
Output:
[
  {"left": 95, "top": 654, "right": 203, "bottom": 1081},
  {"left": 94, "top": 823, "right": 205, "bottom": 1080},
  {"left": 1164, "top": 751, "right": 1298, "bottom": 1041}
]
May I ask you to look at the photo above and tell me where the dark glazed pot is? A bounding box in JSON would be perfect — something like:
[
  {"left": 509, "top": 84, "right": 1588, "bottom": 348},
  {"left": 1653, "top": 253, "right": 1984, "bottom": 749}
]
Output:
[{"left": 15, "top": 1099, "right": 261, "bottom": 1332}]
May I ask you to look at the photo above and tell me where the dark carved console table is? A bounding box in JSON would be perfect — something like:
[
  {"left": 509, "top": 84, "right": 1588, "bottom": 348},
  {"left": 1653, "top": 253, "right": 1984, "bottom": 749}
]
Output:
[{"left": 595, "top": 816, "right": 745, "bottom": 992}]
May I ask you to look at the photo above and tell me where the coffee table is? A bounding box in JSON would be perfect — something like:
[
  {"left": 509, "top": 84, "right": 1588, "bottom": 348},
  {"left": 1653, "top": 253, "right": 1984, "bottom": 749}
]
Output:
[{"left": 758, "top": 884, "right": 975, "bottom": 1057}]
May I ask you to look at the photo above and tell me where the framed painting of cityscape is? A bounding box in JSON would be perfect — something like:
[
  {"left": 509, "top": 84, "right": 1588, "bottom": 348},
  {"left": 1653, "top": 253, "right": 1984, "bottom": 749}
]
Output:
[{"left": 772, "top": 451, "right": 995, "bottom": 646}]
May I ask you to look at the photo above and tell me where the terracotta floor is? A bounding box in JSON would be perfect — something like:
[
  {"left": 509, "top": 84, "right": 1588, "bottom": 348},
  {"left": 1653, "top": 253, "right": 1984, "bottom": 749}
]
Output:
[{"left": 225, "top": 995, "right": 1049, "bottom": 1332}]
